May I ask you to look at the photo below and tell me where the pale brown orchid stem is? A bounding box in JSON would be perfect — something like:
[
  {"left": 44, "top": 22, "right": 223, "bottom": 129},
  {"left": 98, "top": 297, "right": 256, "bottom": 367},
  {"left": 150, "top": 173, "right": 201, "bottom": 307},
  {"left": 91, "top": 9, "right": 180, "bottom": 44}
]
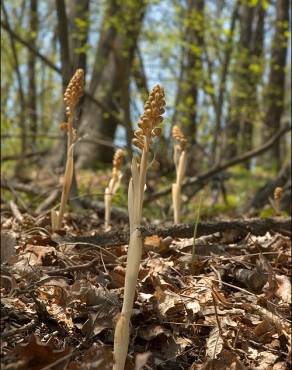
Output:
[
  {"left": 172, "top": 126, "right": 187, "bottom": 224},
  {"left": 51, "top": 69, "right": 84, "bottom": 231},
  {"left": 56, "top": 115, "right": 74, "bottom": 230},
  {"left": 67, "top": 109, "right": 73, "bottom": 154},
  {"left": 104, "top": 149, "right": 124, "bottom": 230},
  {"left": 138, "top": 136, "right": 150, "bottom": 212}
]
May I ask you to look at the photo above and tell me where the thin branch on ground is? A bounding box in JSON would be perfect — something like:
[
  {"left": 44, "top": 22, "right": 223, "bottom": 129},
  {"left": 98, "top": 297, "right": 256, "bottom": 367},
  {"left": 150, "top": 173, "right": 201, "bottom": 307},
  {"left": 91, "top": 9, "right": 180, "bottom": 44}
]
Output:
[{"left": 146, "top": 124, "right": 291, "bottom": 202}]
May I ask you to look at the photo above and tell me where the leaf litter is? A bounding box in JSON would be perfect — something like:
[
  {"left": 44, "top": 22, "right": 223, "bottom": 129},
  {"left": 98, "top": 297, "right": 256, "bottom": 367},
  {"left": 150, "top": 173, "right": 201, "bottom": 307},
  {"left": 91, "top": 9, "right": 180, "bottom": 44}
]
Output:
[{"left": 1, "top": 212, "right": 291, "bottom": 369}]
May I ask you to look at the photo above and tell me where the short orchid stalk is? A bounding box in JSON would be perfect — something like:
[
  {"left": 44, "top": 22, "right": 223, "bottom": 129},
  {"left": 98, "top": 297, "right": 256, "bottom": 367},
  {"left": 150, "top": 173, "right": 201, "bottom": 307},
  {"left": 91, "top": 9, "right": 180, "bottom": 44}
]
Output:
[
  {"left": 172, "top": 125, "right": 187, "bottom": 224},
  {"left": 104, "top": 149, "right": 125, "bottom": 230}
]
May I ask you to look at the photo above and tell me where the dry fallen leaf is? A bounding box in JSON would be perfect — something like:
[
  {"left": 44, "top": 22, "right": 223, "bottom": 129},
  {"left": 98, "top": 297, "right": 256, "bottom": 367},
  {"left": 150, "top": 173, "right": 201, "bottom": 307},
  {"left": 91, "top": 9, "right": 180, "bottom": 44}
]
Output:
[
  {"left": 13, "top": 334, "right": 71, "bottom": 370},
  {"left": 138, "top": 324, "right": 172, "bottom": 341},
  {"left": 206, "top": 327, "right": 224, "bottom": 359},
  {"left": 274, "top": 275, "right": 291, "bottom": 303},
  {"left": 1, "top": 232, "right": 16, "bottom": 263},
  {"left": 254, "top": 319, "right": 275, "bottom": 339},
  {"left": 135, "top": 352, "right": 152, "bottom": 370}
]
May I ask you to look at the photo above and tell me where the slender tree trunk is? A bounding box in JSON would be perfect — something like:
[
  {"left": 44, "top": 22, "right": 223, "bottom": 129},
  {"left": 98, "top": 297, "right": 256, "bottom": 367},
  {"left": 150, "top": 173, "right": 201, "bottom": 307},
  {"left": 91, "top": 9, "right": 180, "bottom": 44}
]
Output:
[
  {"left": 240, "top": 0, "right": 266, "bottom": 162},
  {"left": 68, "top": 0, "right": 90, "bottom": 72},
  {"left": 52, "top": 0, "right": 73, "bottom": 170},
  {"left": 1, "top": 2, "right": 26, "bottom": 156},
  {"left": 54, "top": 0, "right": 87, "bottom": 206},
  {"left": 211, "top": 0, "right": 239, "bottom": 163},
  {"left": 55, "top": 0, "right": 72, "bottom": 89},
  {"left": 28, "top": 0, "right": 38, "bottom": 148},
  {"left": 224, "top": 1, "right": 255, "bottom": 161},
  {"left": 172, "top": 0, "right": 205, "bottom": 145},
  {"left": 263, "top": 0, "right": 290, "bottom": 170},
  {"left": 76, "top": 0, "right": 146, "bottom": 167}
]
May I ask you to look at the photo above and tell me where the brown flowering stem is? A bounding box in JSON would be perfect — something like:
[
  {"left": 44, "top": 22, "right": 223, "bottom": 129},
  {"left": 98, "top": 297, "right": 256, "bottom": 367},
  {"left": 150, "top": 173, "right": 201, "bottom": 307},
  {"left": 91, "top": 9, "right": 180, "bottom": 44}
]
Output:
[
  {"left": 172, "top": 126, "right": 187, "bottom": 224},
  {"left": 51, "top": 69, "right": 84, "bottom": 231},
  {"left": 104, "top": 150, "right": 125, "bottom": 230}
]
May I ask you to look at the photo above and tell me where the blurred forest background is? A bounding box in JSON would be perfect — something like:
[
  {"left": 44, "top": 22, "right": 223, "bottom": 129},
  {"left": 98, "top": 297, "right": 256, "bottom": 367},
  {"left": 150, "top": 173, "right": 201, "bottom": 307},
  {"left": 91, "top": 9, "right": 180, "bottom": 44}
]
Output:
[{"left": 1, "top": 0, "right": 291, "bottom": 220}]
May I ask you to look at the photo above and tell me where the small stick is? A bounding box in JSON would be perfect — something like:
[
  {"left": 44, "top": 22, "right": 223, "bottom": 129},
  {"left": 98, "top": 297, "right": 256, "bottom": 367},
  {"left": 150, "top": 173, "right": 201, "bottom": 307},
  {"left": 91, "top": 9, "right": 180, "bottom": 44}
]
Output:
[
  {"left": 9, "top": 200, "right": 23, "bottom": 222},
  {"left": 1, "top": 319, "right": 38, "bottom": 339},
  {"left": 46, "top": 257, "right": 100, "bottom": 275}
]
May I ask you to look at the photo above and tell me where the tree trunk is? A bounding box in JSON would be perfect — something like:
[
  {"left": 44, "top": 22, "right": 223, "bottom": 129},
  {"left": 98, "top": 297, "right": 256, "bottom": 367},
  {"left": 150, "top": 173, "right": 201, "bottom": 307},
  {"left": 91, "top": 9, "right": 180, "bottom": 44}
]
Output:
[
  {"left": 1, "top": 2, "right": 27, "bottom": 156},
  {"left": 224, "top": 1, "right": 255, "bottom": 161},
  {"left": 68, "top": 0, "right": 90, "bottom": 72},
  {"left": 55, "top": 0, "right": 72, "bottom": 89},
  {"left": 172, "top": 0, "right": 204, "bottom": 145},
  {"left": 54, "top": 0, "right": 86, "bottom": 206},
  {"left": 240, "top": 0, "right": 265, "bottom": 160},
  {"left": 263, "top": 0, "right": 290, "bottom": 170},
  {"left": 28, "top": 0, "right": 38, "bottom": 149},
  {"left": 211, "top": 0, "right": 239, "bottom": 163},
  {"left": 75, "top": 0, "right": 146, "bottom": 167}
]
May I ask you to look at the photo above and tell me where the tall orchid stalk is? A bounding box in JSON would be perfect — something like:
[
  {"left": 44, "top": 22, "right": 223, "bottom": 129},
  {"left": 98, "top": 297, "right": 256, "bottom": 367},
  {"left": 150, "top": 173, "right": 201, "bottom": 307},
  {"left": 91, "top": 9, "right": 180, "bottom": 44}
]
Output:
[
  {"left": 113, "top": 85, "right": 165, "bottom": 370},
  {"left": 51, "top": 69, "right": 84, "bottom": 231},
  {"left": 172, "top": 125, "right": 187, "bottom": 224}
]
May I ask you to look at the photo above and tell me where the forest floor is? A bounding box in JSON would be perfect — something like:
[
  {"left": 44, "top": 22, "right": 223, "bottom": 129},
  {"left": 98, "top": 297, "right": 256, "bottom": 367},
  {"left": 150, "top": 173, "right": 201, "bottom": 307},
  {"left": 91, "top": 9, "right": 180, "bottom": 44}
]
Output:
[{"left": 1, "top": 205, "right": 291, "bottom": 370}]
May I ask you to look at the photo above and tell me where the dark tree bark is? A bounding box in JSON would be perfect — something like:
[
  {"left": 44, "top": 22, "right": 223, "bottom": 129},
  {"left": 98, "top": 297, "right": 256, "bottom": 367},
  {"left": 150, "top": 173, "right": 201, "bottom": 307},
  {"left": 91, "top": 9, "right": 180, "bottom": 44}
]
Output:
[
  {"left": 28, "top": 0, "right": 38, "bottom": 148},
  {"left": 68, "top": 0, "right": 90, "bottom": 72},
  {"left": 263, "top": 0, "right": 290, "bottom": 170},
  {"left": 172, "top": 0, "right": 205, "bottom": 145},
  {"left": 132, "top": 47, "right": 149, "bottom": 100},
  {"left": 53, "top": 0, "right": 73, "bottom": 171},
  {"left": 211, "top": 0, "right": 239, "bottom": 163},
  {"left": 240, "top": 0, "right": 266, "bottom": 162},
  {"left": 75, "top": 0, "right": 146, "bottom": 167},
  {"left": 224, "top": 1, "right": 255, "bottom": 161},
  {"left": 54, "top": 0, "right": 90, "bottom": 206},
  {"left": 55, "top": 0, "right": 72, "bottom": 89}
]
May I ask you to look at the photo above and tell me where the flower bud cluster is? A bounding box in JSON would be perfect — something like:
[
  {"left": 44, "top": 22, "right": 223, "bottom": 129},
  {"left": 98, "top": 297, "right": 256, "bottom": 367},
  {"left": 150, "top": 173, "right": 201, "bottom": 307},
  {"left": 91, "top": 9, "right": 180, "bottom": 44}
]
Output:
[
  {"left": 112, "top": 149, "right": 125, "bottom": 180},
  {"left": 172, "top": 125, "right": 187, "bottom": 150},
  {"left": 132, "top": 85, "right": 165, "bottom": 151},
  {"left": 64, "top": 69, "right": 84, "bottom": 112},
  {"left": 274, "top": 187, "right": 283, "bottom": 200}
]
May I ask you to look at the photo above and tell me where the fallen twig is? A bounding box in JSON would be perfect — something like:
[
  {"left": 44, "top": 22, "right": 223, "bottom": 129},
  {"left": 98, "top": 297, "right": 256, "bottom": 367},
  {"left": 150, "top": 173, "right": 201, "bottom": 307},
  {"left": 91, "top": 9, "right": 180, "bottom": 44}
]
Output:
[
  {"left": 1, "top": 319, "right": 38, "bottom": 339},
  {"left": 9, "top": 200, "right": 24, "bottom": 222},
  {"left": 1, "top": 150, "right": 49, "bottom": 162},
  {"left": 58, "top": 217, "right": 291, "bottom": 246},
  {"left": 146, "top": 124, "right": 291, "bottom": 202}
]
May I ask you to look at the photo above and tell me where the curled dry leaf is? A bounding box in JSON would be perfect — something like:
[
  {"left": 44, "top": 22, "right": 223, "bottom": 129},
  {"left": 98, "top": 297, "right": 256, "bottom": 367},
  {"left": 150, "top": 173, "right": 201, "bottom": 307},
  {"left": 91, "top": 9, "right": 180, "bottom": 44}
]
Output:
[
  {"left": 274, "top": 275, "right": 291, "bottom": 304},
  {"left": 144, "top": 235, "right": 171, "bottom": 255},
  {"left": 138, "top": 324, "right": 172, "bottom": 341},
  {"left": 66, "top": 280, "right": 120, "bottom": 335},
  {"left": 135, "top": 352, "right": 152, "bottom": 370}
]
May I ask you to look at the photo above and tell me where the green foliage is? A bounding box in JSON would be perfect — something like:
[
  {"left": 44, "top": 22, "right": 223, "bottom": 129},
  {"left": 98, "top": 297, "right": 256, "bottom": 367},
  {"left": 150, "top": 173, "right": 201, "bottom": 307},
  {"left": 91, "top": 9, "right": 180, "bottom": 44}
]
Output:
[{"left": 1, "top": 0, "right": 290, "bottom": 222}]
